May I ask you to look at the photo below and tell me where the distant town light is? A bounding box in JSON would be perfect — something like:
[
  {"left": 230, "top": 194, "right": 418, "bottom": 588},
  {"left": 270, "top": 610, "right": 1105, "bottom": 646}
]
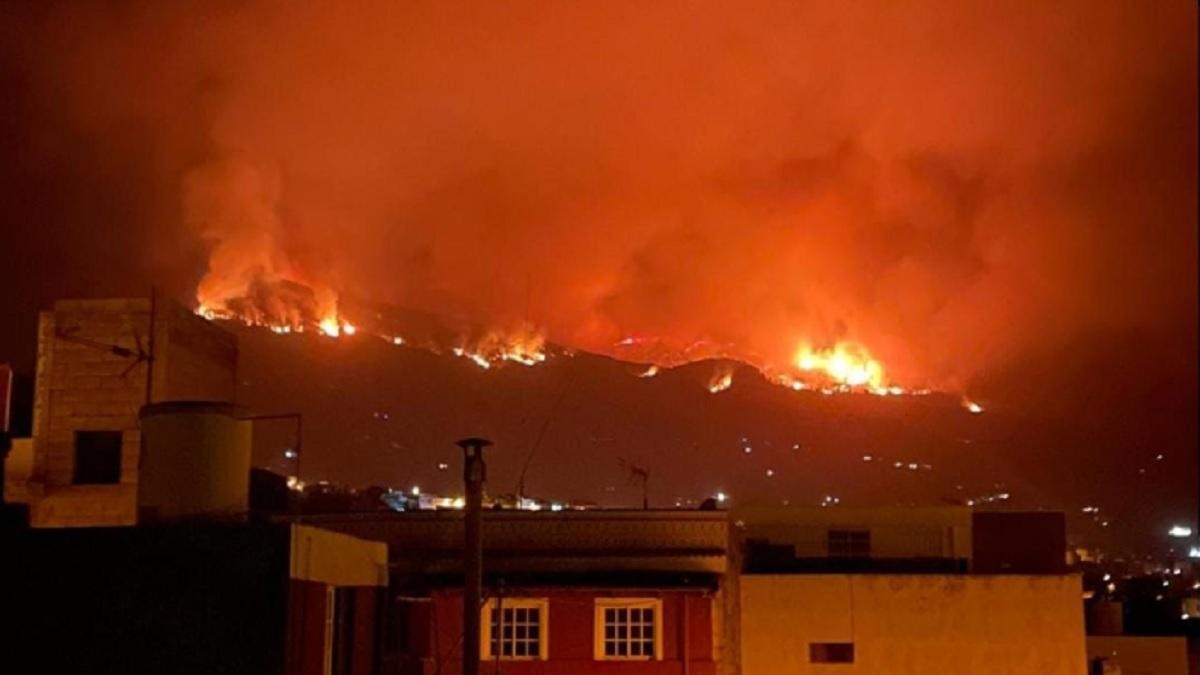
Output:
[
  {"left": 1189, "top": 547, "right": 1200, "bottom": 559},
  {"left": 1168, "top": 525, "right": 1193, "bottom": 538},
  {"left": 411, "top": 485, "right": 420, "bottom": 496},
  {"left": 283, "top": 448, "right": 297, "bottom": 460},
  {"left": 1102, "top": 573, "right": 1111, "bottom": 582},
  {"left": 715, "top": 491, "right": 727, "bottom": 504},
  {"left": 1106, "top": 582, "right": 1116, "bottom": 593}
]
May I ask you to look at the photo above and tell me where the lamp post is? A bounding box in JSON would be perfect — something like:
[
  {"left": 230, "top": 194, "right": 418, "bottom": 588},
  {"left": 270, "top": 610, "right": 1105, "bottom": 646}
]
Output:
[{"left": 457, "top": 437, "right": 492, "bottom": 675}]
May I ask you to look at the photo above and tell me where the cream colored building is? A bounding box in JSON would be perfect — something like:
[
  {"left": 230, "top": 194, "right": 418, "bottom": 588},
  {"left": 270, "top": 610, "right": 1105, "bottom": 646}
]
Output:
[
  {"left": 12, "top": 297, "right": 237, "bottom": 527},
  {"left": 741, "top": 574, "right": 1086, "bottom": 674},
  {"left": 735, "top": 506, "right": 972, "bottom": 561},
  {"left": 734, "top": 505, "right": 1085, "bottom": 674}
]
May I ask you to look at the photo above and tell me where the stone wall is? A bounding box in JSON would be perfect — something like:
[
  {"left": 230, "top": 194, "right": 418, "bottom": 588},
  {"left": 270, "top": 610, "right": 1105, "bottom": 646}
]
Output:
[{"left": 26, "top": 298, "right": 236, "bottom": 527}]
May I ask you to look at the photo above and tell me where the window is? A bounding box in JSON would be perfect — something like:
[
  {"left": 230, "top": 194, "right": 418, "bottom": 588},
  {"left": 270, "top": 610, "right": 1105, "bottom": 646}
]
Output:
[
  {"left": 73, "top": 430, "right": 122, "bottom": 484},
  {"left": 809, "top": 642, "right": 855, "bottom": 663},
  {"left": 594, "top": 598, "right": 662, "bottom": 660},
  {"left": 827, "top": 529, "right": 870, "bottom": 558},
  {"left": 482, "top": 598, "right": 548, "bottom": 660}
]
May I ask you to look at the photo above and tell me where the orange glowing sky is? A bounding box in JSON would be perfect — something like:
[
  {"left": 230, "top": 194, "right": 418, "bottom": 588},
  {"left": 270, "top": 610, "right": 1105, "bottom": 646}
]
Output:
[{"left": 0, "top": 0, "right": 1195, "bottom": 431}]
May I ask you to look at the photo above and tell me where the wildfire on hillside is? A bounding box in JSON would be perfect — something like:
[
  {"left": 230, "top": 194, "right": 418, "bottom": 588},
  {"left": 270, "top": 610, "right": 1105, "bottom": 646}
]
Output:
[{"left": 194, "top": 285, "right": 986, "bottom": 405}]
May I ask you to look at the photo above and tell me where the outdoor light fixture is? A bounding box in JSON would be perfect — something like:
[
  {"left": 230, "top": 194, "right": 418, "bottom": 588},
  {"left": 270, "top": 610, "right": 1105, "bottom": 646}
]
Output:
[{"left": 1167, "top": 525, "right": 1193, "bottom": 538}]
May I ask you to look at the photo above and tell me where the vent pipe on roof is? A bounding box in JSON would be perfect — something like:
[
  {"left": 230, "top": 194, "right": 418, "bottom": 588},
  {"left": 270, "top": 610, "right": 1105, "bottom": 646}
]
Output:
[{"left": 457, "top": 437, "right": 493, "bottom": 675}]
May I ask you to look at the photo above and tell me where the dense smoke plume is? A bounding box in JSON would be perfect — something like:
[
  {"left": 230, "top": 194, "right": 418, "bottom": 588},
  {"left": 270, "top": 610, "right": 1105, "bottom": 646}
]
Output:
[{"left": 5, "top": 1, "right": 1196, "bottom": 391}]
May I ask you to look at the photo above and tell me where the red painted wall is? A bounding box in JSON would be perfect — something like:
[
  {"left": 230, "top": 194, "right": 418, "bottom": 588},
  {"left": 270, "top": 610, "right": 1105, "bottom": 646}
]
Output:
[
  {"left": 288, "top": 580, "right": 328, "bottom": 675},
  {"left": 399, "top": 588, "right": 716, "bottom": 675},
  {"left": 287, "top": 580, "right": 383, "bottom": 675}
]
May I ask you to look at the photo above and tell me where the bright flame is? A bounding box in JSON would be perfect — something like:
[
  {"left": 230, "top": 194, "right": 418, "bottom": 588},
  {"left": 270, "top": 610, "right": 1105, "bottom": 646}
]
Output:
[
  {"left": 318, "top": 317, "right": 341, "bottom": 337},
  {"left": 639, "top": 365, "right": 659, "bottom": 378},
  {"left": 451, "top": 323, "right": 548, "bottom": 368},
  {"left": 342, "top": 322, "right": 357, "bottom": 336},
  {"left": 963, "top": 398, "right": 984, "bottom": 414},
  {"left": 793, "top": 342, "right": 888, "bottom": 390},
  {"left": 708, "top": 369, "right": 733, "bottom": 393}
]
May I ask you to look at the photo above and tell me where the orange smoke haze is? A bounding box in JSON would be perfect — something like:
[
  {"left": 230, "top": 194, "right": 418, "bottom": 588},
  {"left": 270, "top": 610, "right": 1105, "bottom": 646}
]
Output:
[{"left": 11, "top": 1, "right": 1197, "bottom": 392}]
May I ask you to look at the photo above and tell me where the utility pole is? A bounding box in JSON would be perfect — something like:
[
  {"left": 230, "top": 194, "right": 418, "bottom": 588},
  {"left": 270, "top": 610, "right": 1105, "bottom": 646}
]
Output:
[{"left": 457, "top": 437, "right": 492, "bottom": 675}]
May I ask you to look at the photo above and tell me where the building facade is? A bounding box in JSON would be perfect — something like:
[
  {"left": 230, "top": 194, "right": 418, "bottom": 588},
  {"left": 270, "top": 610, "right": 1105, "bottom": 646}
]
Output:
[
  {"left": 735, "top": 507, "right": 1087, "bottom": 675},
  {"left": 741, "top": 574, "right": 1085, "bottom": 675},
  {"left": 19, "top": 297, "right": 237, "bottom": 526},
  {"left": 302, "top": 509, "right": 733, "bottom": 675}
]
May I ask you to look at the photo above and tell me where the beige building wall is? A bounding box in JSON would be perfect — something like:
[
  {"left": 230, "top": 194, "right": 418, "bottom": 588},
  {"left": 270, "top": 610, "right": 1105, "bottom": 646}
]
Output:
[
  {"left": 741, "top": 574, "right": 1086, "bottom": 675},
  {"left": 734, "top": 506, "right": 972, "bottom": 559},
  {"left": 24, "top": 298, "right": 236, "bottom": 527},
  {"left": 289, "top": 524, "right": 388, "bottom": 587},
  {"left": 3, "top": 437, "right": 34, "bottom": 502}
]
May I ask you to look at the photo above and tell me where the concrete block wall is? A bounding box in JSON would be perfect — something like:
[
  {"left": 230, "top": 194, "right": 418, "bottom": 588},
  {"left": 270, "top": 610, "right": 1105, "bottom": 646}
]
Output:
[{"left": 26, "top": 298, "right": 237, "bottom": 527}]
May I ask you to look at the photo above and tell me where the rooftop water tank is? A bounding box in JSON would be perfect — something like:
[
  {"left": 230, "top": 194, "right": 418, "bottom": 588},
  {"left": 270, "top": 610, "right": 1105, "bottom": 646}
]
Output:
[{"left": 138, "top": 401, "right": 251, "bottom": 521}]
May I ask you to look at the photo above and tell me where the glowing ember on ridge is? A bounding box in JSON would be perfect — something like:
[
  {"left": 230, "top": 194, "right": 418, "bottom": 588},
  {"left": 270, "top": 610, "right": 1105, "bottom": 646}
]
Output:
[
  {"left": 708, "top": 368, "right": 734, "bottom": 394},
  {"left": 963, "top": 398, "right": 985, "bottom": 414}
]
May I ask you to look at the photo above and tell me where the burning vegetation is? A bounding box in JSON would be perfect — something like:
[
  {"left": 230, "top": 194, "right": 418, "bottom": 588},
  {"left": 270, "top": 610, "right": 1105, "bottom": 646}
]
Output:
[{"left": 195, "top": 282, "right": 989, "bottom": 404}]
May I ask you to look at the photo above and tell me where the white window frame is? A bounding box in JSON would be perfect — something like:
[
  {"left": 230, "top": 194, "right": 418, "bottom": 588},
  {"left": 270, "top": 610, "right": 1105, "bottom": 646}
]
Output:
[
  {"left": 593, "top": 598, "right": 663, "bottom": 661},
  {"left": 481, "top": 597, "right": 550, "bottom": 661}
]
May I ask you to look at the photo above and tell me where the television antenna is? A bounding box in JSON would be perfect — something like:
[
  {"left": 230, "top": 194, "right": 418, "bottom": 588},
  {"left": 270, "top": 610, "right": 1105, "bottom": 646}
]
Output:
[{"left": 53, "top": 288, "right": 157, "bottom": 404}]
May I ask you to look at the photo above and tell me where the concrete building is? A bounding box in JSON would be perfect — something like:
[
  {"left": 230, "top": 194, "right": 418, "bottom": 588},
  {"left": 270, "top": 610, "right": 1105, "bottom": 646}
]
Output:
[
  {"left": 301, "top": 509, "right": 733, "bottom": 675},
  {"left": 735, "top": 506, "right": 1087, "bottom": 675},
  {"left": 736, "top": 506, "right": 971, "bottom": 571},
  {"left": 16, "top": 297, "right": 237, "bottom": 527}
]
